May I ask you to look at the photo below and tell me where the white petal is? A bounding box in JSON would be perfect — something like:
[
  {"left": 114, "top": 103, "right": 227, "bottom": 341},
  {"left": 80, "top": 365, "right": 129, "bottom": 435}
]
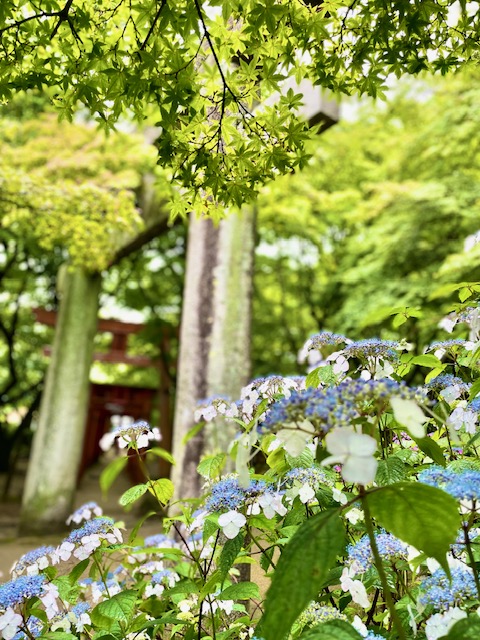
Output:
[{"left": 342, "top": 455, "right": 378, "bottom": 485}]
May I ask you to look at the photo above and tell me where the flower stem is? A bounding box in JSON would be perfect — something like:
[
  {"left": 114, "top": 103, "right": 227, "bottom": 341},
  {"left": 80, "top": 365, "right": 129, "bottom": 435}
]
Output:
[{"left": 360, "top": 489, "right": 407, "bottom": 640}]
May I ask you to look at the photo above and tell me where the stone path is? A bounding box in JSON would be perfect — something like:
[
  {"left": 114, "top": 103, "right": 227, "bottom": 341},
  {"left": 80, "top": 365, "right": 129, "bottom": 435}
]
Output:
[{"left": 0, "top": 458, "right": 163, "bottom": 579}]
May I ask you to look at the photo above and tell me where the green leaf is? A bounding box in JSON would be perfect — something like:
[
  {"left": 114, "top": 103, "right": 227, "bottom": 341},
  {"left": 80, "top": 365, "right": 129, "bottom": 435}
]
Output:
[
  {"left": 299, "top": 620, "right": 363, "bottom": 640},
  {"left": 375, "top": 457, "right": 407, "bottom": 485},
  {"left": 119, "top": 483, "right": 148, "bottom": 507},
  {"left": 218, "top": 581, "right": 260, "bottom": 600},
  {"left": 100, "top": 456, "right": 128, "bottom": 495},
  {"left": 260, "top": 508, "right": 345, "bottom": 640},
  {"left": 365, "top": 483, "right": 461, "bottom": 573},
  {"left": 148, "top": 447, "right": 176, "bottom": 465},
  {"left": 469, "top": 378, "right": 480, "bottom": 401},
  {"left": 218, "top": 532, "right": 244, "bottom": 582},
  {"left": 306, "top": 365, "right": 336, "bottom": 388},
  {"left": 148, "top": 478, "right": 174, "bottom": 505},
  {"left": 439, "top": 616, "right": 480, "bottom": 639},
  {"left": 197, "top": 453, "right": 226, "bottom": 478},
  {"left": 411, "top": 354, "right": 444, "bottom": 368},
  {"left": 413, "top": 436, "right": 446, "bottom": 467},
  {"left": 128, "top": 510, "right": 157, "bottom": 544},
  {"left": 91, "top": 590, "right": 137, "bottom": 630},
  {"left": 68, "top": 558, "right": 90, "bottom": 584}
]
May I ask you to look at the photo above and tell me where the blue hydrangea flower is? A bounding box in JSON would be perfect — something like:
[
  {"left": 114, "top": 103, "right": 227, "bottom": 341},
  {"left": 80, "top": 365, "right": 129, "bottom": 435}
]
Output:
[
  {"left": 347, "top": 532, "right": 408, "bottom": 573},
  {"left": 418, "top": 466, "right": 480, "bottom": 501},
  {"left": 0, "top": 575, "right": 46, "bottom": 609},
  {"left": 425, "top": 374, "right": 469, "bottom": 393},
  {"left": 11, "top": 545, "right": 55, "bottom": 576},
  {"left": 144, "top": 534, "right": 171, "bottom": 548},
  {"left": 285, "top": 466, "right": 332, "bottom": 488},
  {"left": 12, "top": 616, "right": 43, "bottom": 639},
  {"left": 419, "top": 568, "right": 477, "bottom": 611},
  {"left": 342, "top": 339, "right": 400, "bottom": 360},
  {"left": 205, "top": 476, "right": 273, "bottom": 512},
  {"left": 426, "top": 339, "right": 467, "bottom": 352},
  {"left": 468, "top": 397, "right": 480, "bottom": 412},
  {"left": 261, "top": 379, "right": 417, "bottom": 435},
  {"left": 65, "top": 517, "right": 117, "bottom": 544},
  {"left": 304, "top": 332, "right": 348, "bottom": 349}
]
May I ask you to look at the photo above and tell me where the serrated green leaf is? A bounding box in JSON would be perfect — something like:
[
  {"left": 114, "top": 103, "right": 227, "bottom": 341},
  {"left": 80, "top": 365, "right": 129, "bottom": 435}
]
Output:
[
  {"left": 100, "top": 456, "right": 128, "bottom": 495},
  {"left": 365, "top": 483, "right": 461, "bottom": 574},
  {"left": 197, "top": 453, "right": 226, "bottom": 478},
  {"left": 91, "top": 590, "right": 137, "bottom": 630},
  {"left": 218, "top": 581, "right": 259, "bottom": 600},
  {"left": 469, "top": 378, "right": 480, "bottom": 401},
  {"left": 375, "top": 457, "right": 407, "bottom": 485},
  {"left": 299, "top": 620, "right": 363, "bottom": 640},
  {"left": 148, "top": 478, "right": 174, "bottom": 505},
  {"left": 119, "top": 483, "right": 148, "bottom": 507},
  {"left": 260, "top": 508, "right": 345, "bottom": 640},
  {"left": 218, "top": 532, "right": 244, "bottom": 582}
]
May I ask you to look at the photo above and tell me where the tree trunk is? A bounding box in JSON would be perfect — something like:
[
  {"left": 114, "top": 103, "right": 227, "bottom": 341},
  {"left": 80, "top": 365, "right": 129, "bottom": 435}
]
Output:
[
  {"left": 171, "top": 208, "right": 256, "bottom": 499},
  {"left": 20, "top": 267, "right": 101, "bottom": 534}
]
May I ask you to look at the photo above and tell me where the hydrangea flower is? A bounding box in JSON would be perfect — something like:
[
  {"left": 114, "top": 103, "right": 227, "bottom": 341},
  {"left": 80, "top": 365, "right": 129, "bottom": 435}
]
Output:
[
  {"left": 0, "top": 608, "right": 23, "bottom": 640},
  {"left": 66, "top": 501, "right": 103, "bottom": 525},
  {"left": 99, "top": 420, "right": 160, "bottom": 451},
  {"left": 0, "top": 575, "right": 46, "bottom": 609},
  {"left": 205, "top": 476, "right": 277, "bottom": 514},
  {"left": 51, "top": 518, "right": 122, "bottom": 563},
  {"left": 342, "top": 338, "right": 400, "bottom": 361},
  {"left": 418, "top": 467, "right": 480, "bottom": 502},
  {"left": 297, "top": 602, "right": 347, "bottom": 628},
  {"left": 447, "top": 405, "right": 478, "bottom": 435},
  {"left": 424, "top": 607, "right": 468, "bottom": 640},
  {"left": 419, "top": 568, "right": 477, "bottom": 611},
  {"left": 218, "top": 511, "right": 246, "bottom": 539},
  {"left": 10, "top": 546, "right": 55, "bottom": 578},
  {"left": 322, "top": 428, "right": 378, "bottom": 484},
  {"left": 284, "top": 466, "right": 333, "bottom": 503},
  {"left": 347, "top": 532, "right": 408, "bottom": 574},
  {"left": 194, "top": 397, "right": 238, "bottom": 422}
]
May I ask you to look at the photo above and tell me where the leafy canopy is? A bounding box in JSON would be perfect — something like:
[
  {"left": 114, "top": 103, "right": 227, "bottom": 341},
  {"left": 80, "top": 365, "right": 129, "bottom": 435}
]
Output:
[{"left": 1, "top": 0, "right": 479, "bottom": 212}]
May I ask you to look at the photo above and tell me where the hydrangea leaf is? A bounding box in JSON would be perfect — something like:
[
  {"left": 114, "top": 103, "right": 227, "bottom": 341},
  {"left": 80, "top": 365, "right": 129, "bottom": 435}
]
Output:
[
  {"left": 119, "top": 483, "right": 148, "bottom": 508},
  {"left": 260, "top": 508, "right": 345, "bottom": 640},
  {"left": 365, "top": 483, "right": 461, "bottom": 574},
  {"left": 298, "top": 620, "right": 363, "bottom": 640}
]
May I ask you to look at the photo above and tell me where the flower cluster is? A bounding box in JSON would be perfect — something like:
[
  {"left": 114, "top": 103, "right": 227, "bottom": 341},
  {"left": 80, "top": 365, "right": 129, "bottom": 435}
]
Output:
[
  {"left": 418, "top": 467, "right": 480, "bottom": 503},
  {"left": 10, "top": 546, "right": 55, "bottom": 578},
  {"left": 66, "top": 501, "right": 103, "bottom": 525},
  {"left": 52, "top": 517, "right": 123, "bottom": 563},
  {"left": 347, "top": 532, "right": 408, "bottom": 575},
  {"left": 99, "top": 420, "right": 161, "bottom": 451},
  {"left": 419, "top": 568, "right": 477, "bottom": 611}
]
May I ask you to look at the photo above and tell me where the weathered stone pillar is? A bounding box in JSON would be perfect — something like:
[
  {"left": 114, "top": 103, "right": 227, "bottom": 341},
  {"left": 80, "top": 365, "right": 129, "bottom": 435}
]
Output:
[
  {"left": 20, "top": 266, "right": 101, "bottom": 533},
  {"left": 171, "top": 208, "right": 256, "bottom": 499}
]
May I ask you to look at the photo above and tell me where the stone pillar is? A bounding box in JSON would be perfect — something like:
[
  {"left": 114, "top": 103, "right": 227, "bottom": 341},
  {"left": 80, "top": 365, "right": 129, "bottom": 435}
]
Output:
[{"left": 20, "top": 266, "right": 101, "bottom": 533}]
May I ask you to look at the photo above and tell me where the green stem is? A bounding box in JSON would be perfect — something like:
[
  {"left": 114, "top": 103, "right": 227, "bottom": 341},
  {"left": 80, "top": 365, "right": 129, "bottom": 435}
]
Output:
[
  {"left": 463, "top": 522, "right": 480, "bottom": 597},
  {"left": 360, "top": 490, "right": 407, "bottom": 640}
]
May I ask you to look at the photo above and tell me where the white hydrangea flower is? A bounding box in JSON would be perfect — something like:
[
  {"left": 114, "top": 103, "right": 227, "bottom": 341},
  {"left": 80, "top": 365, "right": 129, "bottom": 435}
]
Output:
[
  {"left": 0, "top": 608, "right": 23, "bottom": 640},
  {"left": 340, "top": 566, "right": 370, "bottom": 608},
  {"left": 218, "top": 510, "right": 246, "bottom": 539},
  {"left": 322, "top": 427, "right": 378, "bottom": 484},
  {"left": 390, "top": 397, "right": 427, "bottom": 438},
  {"left": 425, "top": 607, "right": 467, "bottom": 640},
  {"left": 447, "top": 405, "right": 478, "bottom": 435}
]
